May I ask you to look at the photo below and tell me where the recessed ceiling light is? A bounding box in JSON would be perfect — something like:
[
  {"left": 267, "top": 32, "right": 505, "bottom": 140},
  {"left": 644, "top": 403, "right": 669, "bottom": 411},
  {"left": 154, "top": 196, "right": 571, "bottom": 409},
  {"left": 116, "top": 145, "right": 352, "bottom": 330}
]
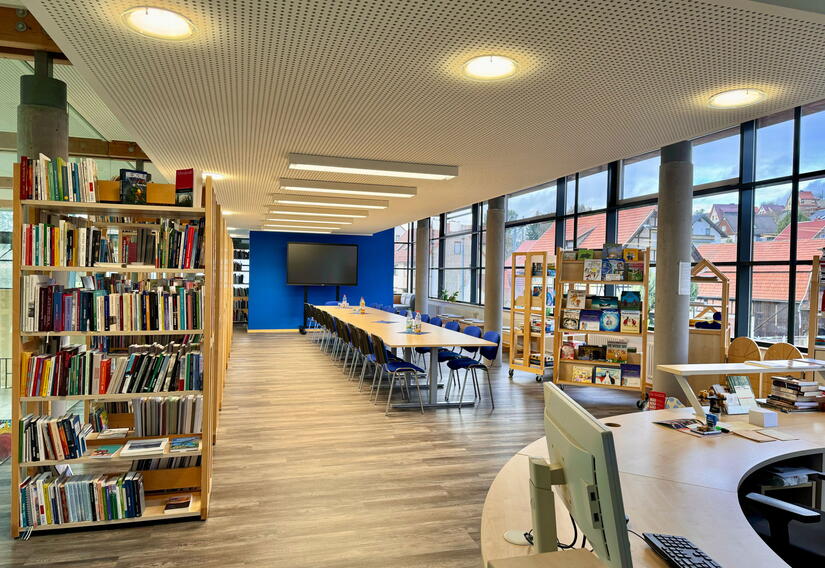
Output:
[
  {"left": 123, "top": 7, "right": 194, "bottom": 40},
  {"left": 268, "top": 218, "right": 352, "bottom": 225},
  {"left": 270, "top": 208, "right": 369, "bottom": 218},
  {"left": 273, "top": 194, "right": 388, "bottom": 209},
  {"left": 707, "top": 88, "right": 766, "bottom": 109},
  {"left": 265, "top": 224, "right": 341, "bottom": 230},
  {"left": 280, "top": 178, "right": 416, "bottom": 198},
  {"left": 203, "top": 171, "right": 225, "bottom": 180},
  {"left": 288, "top": 153, "right": 457, "bottom": 180},
  {"left": 463, "top": 55, "right": 518, "bottom": 81},
  {"left": 222, "top": 210, "right": 236, "bottom": 215}
]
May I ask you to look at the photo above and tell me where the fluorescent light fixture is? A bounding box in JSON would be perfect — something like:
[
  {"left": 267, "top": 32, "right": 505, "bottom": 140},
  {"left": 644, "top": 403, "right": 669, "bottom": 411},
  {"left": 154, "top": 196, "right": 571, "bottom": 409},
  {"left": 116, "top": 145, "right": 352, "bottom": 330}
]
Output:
[
  {"left": 222, "top": 210, "right": 237, "bottom": 215},
  {"left": 264, "top": 224, "right": 342, "bottom": 230},
  {"left": 123, "top": 7, "right": 194, "bottom": 40},
  {"left": 267, "top": 217, "right": 352, "bottom": 225},
  {"left": 463, "top": 55, "right": 518, "bottom": 81},
  {"left": 202, "top": 171, "right": 225, "bottom": 180},
  {"left": 273, "top": 194, "right": 388, "bottom": 209},
  {"left": 263, "top": 229, "right": 332, "bottom": 234},
  {"left": 288, "top": 153, "right": 457, "bottom": 180},
  {"left": 269, "top": 206, "right": 370, "bottom": 218},
  {"left": 279, "top": 178, "right": 416, "bottom": 198},
  {"left": 708, "top": 88, "right": 766, "bottom": 109}
]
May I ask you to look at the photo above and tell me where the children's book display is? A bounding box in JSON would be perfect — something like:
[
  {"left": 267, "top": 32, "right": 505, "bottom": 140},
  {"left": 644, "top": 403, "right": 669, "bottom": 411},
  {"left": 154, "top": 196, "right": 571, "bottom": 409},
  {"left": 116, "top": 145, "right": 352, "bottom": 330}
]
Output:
[{"left": 552, "top": 246, "right": 650, "bottom": 401}]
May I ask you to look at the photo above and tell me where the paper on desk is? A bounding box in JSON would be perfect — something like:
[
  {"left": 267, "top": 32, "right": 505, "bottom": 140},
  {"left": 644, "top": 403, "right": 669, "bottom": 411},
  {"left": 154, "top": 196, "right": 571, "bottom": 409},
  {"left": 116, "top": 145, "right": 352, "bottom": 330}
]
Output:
[
  {"left": 732, "top": 430, "right": 777, "bottom": 442},
  {"left": 719, "top": 421, "right": 761, "bottom": 431},
  {"left": 758, "top": 429, "right": 798, "bottom": 441}
]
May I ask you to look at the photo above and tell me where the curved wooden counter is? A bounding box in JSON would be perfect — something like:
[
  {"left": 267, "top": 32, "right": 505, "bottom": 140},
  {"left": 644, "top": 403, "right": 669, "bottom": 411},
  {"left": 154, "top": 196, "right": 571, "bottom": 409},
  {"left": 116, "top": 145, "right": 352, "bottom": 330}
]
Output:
[{"left": 481, "top": 408, "right": 825, "bottom": 567}]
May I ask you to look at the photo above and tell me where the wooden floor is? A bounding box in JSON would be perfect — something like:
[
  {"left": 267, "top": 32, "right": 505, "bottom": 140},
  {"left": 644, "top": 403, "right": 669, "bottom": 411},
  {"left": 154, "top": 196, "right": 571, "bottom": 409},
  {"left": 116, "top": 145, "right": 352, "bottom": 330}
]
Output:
[{"left": 0, "top": 331, "right": 640, "bottom": 567}]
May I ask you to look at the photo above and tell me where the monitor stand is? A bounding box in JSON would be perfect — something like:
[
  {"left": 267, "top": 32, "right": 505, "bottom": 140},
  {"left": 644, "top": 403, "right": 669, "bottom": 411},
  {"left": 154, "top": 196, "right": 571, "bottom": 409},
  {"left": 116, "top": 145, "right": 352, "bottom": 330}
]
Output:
[{"left": 504, "top": 457, "right": 565, "bottom": 553}]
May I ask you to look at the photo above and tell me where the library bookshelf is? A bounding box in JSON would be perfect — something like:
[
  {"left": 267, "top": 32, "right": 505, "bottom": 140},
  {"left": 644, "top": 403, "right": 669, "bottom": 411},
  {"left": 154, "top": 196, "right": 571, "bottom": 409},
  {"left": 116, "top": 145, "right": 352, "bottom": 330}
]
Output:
[
  {"left": 551, "top": 248, "right": 651, "bottom": 403},
  {"left": 10, "top": 168, "right": 231, "bottom": 538},
  {"left": 507, "top": 251, "right": 554, "bottom": 380},
  {"left": 232, "top": 249, "right": 249, "bottom": 324}
]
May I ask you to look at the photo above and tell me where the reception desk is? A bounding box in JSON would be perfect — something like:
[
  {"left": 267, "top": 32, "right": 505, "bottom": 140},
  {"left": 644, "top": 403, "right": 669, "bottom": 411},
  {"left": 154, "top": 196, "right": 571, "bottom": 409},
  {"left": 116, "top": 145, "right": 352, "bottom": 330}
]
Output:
[{"left": 481, "top": 408, "right": 825, "bottom": 567}]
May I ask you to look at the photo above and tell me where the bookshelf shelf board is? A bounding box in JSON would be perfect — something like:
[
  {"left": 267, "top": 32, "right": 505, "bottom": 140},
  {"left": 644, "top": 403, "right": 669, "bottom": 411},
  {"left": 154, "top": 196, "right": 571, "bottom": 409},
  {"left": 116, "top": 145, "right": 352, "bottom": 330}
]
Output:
[
  {"left": 233, "top": 269, "right": 249, "bottom": 273},
  {"left": 27, "top": 492, "right": 203, "bottom": 532},
  {"left": 20, "top": 390, "right": 203, "bottom": 402},
  {"left": 557, "top": 328, "right": 642, "bottom": 336},
  {"left": 21, "top": 200, "right": 206, "bottom": 218},
  {"left": 560, "top": 279, "right": 644, "bottom": 286},
  {"left": 688, "top": 327, "right": 723, "bottom": 335},
  {"left": 556, "top": 380, "right": 641, "bottom": 391},
  {"left": 21, "top": 329, "right": 204, "bottom": 337},
  {"left": 86, "top": 432, "right": 203, "bottom": 442},
  {"left": 21, "top": 266, "right": 204, "bottom": 274},
  {"left": 557, "top": 359, "right": 622, "bottom": 367},
  {"left": 19, "top": 448, "right": 201, "bottom": 467}
]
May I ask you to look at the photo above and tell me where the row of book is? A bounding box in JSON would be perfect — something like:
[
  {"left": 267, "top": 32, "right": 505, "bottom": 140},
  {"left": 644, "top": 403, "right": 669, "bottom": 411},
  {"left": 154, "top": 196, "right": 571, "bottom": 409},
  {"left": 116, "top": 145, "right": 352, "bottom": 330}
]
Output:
[
  {"left": 18, "top": 414, "right": 91, "bottom": 463},
  {"left": 763, "top": 376, "right": 824, "bottom": 412},
  {"left": 567, "top": 363, "right": 641, "bottom": 387},
  {"left": 19, "top": 471, "right": 145, "bottom": 528},
  {"left": 559, "top": 339, "right": 642, "bottom": 364},
  {"left": 233, "top": 273, "right": 246, "bottom": 284},
  {"left": 560, "top": 290, "right": 642, "bottom": 333},
  {"left": 21, "top": 346, "right": 203, "bottom": 397},
  {"left": 580, "top": 258, "right": 644, "bottom": 282},
  {"left": 18, "top": 155, "right": 98, "bottom": 202},
  {"left": 133, "top": 395, "right": 204, "bottom": 436},
  {"left": 21, "top": 275, "right": 203, "bottom": 333}
]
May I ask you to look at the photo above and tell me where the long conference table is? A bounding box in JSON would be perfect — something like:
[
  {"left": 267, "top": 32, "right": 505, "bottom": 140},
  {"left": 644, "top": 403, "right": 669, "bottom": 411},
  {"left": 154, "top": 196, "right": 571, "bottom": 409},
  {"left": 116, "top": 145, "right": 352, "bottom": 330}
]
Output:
[{"left": 316, "top": 305, "right": 495, "bottom": 409}]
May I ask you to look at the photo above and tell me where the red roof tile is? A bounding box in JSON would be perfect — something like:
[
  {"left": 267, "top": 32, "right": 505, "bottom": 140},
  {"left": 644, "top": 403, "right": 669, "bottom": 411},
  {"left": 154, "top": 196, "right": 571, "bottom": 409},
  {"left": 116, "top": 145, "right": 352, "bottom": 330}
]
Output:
[{"left": 774, "top": 219, "right": 825, "bottom": 241}]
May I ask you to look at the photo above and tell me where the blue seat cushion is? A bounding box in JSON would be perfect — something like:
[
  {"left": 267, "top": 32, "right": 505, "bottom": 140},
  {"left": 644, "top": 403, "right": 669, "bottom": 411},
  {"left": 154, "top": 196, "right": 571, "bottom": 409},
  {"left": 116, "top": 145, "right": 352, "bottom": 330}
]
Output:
[
  {"left": 415, "top": 347, "right": 432, "bottom": 354},
  {"left": 438, "top": 350, "right": 461, "bottom": 362},
  {"left": 386, "top": 361, "right": 424, "bottom": 373},
  {"left": 447, "top": 357, "right": 484, "bottom": 370}
]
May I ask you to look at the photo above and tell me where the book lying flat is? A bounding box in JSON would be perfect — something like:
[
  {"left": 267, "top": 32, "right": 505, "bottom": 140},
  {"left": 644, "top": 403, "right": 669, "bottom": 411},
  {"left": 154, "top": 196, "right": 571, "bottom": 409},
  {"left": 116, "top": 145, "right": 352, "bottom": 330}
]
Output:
[
  {"left": 120, "top": 438, "right": 169, "bottom": 456},
  {"left": 169, "top": 436, "right": 200, "bottom": 452},
  {"left": 164, "top": 494, "right": 192, "bottom": 513},
  {"left": 88, "top": 444, "right": 123, "bottom": 458},
  {"left": 654, "top": 418, "right": 723, "bottom": 437},
  {"left": 96, "top": 428, "right": 129, "bottom": 439}
]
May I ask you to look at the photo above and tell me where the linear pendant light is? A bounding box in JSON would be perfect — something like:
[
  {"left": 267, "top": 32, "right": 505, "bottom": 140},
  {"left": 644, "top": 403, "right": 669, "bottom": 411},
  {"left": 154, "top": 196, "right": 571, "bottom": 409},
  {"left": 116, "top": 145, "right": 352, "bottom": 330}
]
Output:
[
  {"left": 263, "top": 228, "right": 332, "bottom": 234},
  {"left": 268, "top": 205, "right": 370, "bottom": 218},
  {"left": 267, "top": 217, "right": 352, "bottom": 225},
  {"left": 272, "top": 194, "right": 388, "bottom": 209},
  {"left": 279, "top": 178, "right": 416, "bottom": 198},
  {"left": 288, "top": 153, "right": 458, "bottom": 180},
  {"left": 264, "top": 224, "right": 342, "bottom": 230}
]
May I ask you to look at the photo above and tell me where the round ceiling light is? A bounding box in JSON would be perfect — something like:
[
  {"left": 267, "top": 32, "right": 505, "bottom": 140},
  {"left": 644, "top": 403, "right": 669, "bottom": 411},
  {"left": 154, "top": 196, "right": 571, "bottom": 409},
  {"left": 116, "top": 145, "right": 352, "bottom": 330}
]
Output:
[
  {"left": 708, "top": 88, "right": 766, "bottom": 109},
  {"left": 123, "top": 7, "right": 194, "bottom": 40},
  {"left": 463, "top": 55, "right": 517, "bottom": 81}
]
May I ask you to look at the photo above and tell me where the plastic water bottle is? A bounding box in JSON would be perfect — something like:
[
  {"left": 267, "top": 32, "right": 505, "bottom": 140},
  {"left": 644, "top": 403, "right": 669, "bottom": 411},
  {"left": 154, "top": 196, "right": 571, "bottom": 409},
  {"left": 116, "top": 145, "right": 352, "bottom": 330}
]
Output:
[
  {"left": 406, "top": 311, "right": 413, "bottom": 331},
  {"left": 342, "top": 294, "right": 348, "bottom": 308},
  {"left": 414, "top": 312, "right": 422, "bottom": 333},
  {"left": 359, "top": 296, "right": 366, "bottom": 313}
]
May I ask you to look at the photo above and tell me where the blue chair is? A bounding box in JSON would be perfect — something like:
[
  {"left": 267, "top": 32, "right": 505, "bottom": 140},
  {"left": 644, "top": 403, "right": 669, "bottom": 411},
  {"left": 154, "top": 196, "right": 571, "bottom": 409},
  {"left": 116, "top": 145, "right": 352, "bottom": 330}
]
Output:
[
  {"left": 371, "top": 334, "right": 425, "bottom": 414},
  {"left": 420, "top": 313, "right": 430, "bottom": 324},
  {"left": 414, "top": 316, "right": 458, "bottom": 368},
  {"left": 429, "top": 317, "right": 442, "bottom": 328},
  {"left": 446, "top": 328, "right": 497, "bottom": 409},
  {"left": 444, "top": 320, "right": 460, "bottom": 332}
]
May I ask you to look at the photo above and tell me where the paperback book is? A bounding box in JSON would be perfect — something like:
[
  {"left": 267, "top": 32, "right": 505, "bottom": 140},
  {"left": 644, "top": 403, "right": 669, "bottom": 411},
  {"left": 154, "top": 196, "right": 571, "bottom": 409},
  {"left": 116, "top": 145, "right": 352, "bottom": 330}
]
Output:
[
  {"left": 594, "top": 366, "right": 620, "bottom": 385},
  {"left": 576, "top": 249, "right": 595, "bottom": 260},
  {"left": 579, "top": 310, "right": 601, "bottom": 330},
  {"left": 625, "top": 261, "right": 644, "bottom": 281},
  {"left": 620, "top": 310, "right": 641, "bottom": 333},
  {"left": 603, "top": 243, "right": 623, "bottom": 259},
  {"left": 605, "top": 340, "right": 629, "bottom": 362},
  {"left": 620, "top": 363, "right": 641, "bottom": 387},
  {"left": 591, "top": 295, "right": 618, "bottom": 309},
  {"left": 567, "top": 290, "right": 586, "bottom": 309},
  {"left": 619, "top": 291, "right": 642, "bottom": 310},
  {"left": 560, "top": 342, "right": 577, "bottom": 360},
  {"left": 119, "top": 169, "right": 149, "bottom": 205},
  {"left": 601, "top": 259, "right": 625, "bottom": 281},
  {"left": 562, "top": 310, "right": 580, "bottom": 330},
  {"left": 599, "top": 309, "right": 620, "bottom": 332},
  {"left": 570, "top": 366, "right": 594, "bottom": 383},
  {"left": 623, "top": 248, "right": 641, "bottom": 261},
  {"left": 583, "top": 259, "right": 602, "bottom": 280}
]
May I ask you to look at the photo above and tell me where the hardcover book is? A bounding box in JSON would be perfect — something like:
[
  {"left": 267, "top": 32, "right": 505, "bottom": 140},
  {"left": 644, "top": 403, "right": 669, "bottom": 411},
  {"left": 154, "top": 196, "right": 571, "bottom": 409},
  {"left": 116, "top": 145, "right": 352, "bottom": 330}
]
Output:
[
  {"left": 594, "top": 366, "right": 621, "bottom": 385},
  {"left": 560, "top": 342, "right": 576, "bottom": 360},
  {"left": 119, "top": 169, "right": 149, "bottom": 205},
  {"left": 570, "top": 365, "right": 594, "bottom": 383},
  {"left": 601, "top": 259, "right": 625, "bottom": 281},
  {"left": 562, "top": 250, "right": 577, "bottom": 260},
  {"left": 599, "top": 309, "right": 620, "bottom": 332},
  {"left": 619, "top": 290, "right": 642, "bottom": 310},
  {"left": 620, "top": 310, "right": 641, "bottom": 333},
  {"left": 603, "top": 243, "right": 623, "bottom": 259},
  {"left": 625, "top": 261, "right": 644, "bottom": 281},
  {"left": 562, "top": 309, "right": 580, "bottom": 330},
  {"left": 170, "top": 436, "right": 200, "bottom": 452},
  {"left": 583, "top": 259, "right": 602, "bottom": 281},
  {"left": 567, "top": 290, "right": 586, "bottom": 309},
  {"left": 579, "top": 309, "right": 601, "bottom": 330},
  {"left": 88, "top": 444, "right": 123, "bottom": 458},
  {"left": 591, "top": 295, "right": 618, "bottom": 309},
  {"left": 576, "top": 249, "right": 595, "bottom": 259},
  {"left": 605, "top": 340, "right": 629, "bottom": 362},
  {"left": 578, "top": 345, "right": 605, "bottom": 360},
  {"left": 621, "top": 363, "right": 641, "bottom": 387},
  {"left": 175, "top": 168, "right": 194, "bottom": 206},
  {"left": 623, "top": 248, "right": 642, "bottom": 261}
]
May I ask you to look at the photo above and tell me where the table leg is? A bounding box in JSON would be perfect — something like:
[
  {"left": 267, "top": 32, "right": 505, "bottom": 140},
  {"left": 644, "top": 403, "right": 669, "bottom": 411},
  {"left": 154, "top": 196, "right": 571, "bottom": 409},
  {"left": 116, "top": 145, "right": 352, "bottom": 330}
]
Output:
[
  {"left": 428, "top": 348, "right": 439, "bottom": 404},
  {"left": 672, "top": 374, "right": 707, "bottom": 422}
]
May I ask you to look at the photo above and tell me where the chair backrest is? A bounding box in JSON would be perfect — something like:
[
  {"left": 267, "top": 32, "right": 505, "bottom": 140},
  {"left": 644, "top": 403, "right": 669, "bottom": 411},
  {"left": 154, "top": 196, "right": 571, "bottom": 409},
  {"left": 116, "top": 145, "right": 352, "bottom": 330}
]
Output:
[
  {"left": 429, "top": 316, "right": 442, "bottom": 327},
  {"left": 372, "top": 334, "right": 389, "bottom": 365},
  {"left": 479, "top": 330, "right": 501, "bottom": 362},
  {"left": 445, "top": 320, "right": 460, "bottom": 332},
  {"left": 420, "top": 313, "right": 430, "bottom": 323},
  {"left": 325, "top": 300, "right": 339, "bottom": 306},
  {"left": 462, "top": 325, "right": 483, "bottom": 353}
]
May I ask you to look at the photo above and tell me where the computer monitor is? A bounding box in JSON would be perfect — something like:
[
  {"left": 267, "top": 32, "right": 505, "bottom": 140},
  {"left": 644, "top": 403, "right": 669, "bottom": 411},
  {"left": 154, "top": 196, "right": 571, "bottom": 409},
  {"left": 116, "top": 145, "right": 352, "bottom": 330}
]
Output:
[{"left": 530, "top": 382, "right": 633, "bottom": 567}]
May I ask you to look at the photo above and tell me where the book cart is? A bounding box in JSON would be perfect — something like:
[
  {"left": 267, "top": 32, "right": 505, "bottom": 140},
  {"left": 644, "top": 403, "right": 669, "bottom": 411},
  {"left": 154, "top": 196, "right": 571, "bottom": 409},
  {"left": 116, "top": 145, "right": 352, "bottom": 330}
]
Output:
[
  {"left": 10, "top": 167, "right": 230, "bottom": 538},
  {"left": 507, "top": 251, "right": 554, "bottom": 381},
  {"left": 551, "top": 247, "right": 651, "bottom": 406}
]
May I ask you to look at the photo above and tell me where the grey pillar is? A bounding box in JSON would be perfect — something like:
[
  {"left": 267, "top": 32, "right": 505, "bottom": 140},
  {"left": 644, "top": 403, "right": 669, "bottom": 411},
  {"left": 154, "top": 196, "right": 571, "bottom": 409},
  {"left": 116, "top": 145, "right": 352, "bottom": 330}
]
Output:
[
  {"left": 415, "top": 218, "right": 430, "bottom": 315},
  {"left": 17, "top": 51, "right": 68, "bottom": 160},
  {"left": 484, "top": 197, "right": 505, "bottom": 365},
  {"left": 652, "top": 141, "right": 693, "bottom": 399}
]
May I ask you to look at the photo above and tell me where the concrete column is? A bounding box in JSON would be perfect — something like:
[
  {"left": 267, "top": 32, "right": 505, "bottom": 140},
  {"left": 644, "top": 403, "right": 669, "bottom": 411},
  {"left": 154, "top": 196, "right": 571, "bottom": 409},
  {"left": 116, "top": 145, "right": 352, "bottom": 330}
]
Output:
[
  {"left": 484, "top": 196, "right": 505, "bottom": 365},
  {"left": 415, "top": 218, "right": 429, "bottom": 315},
  {"left": 17, "top": 51, "right": 68, "bottom": 160},
  {"left": 652, "top": 141, "right": 693, "bottom": 399}
]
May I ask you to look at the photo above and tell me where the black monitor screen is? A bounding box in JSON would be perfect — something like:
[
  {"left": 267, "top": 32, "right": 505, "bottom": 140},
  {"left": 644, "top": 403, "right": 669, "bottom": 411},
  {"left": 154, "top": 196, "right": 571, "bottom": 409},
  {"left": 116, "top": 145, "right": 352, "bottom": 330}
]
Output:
[{"left": 286, "top": 242, "right": 358, "bottom": 286}]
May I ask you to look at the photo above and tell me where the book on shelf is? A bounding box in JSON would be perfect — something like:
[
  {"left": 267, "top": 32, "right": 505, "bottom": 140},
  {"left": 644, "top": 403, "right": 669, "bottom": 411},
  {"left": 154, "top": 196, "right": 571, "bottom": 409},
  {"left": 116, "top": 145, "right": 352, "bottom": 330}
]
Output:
[
  {"left": 164, "top": 494, "right": 192, "bottom": 514},
  {"left": 579, "top": 309, "right": 601, "bottom": 330},
  {"left": 601, "top": 259, "right": 625, "bottom": 281},
  {"left": 625, "top": 261, "right": 644, "bottom": 281},
  {"left": 18, "top": 414, "right": 91, "bottom": 462},
  {"left": 562, "top": 309, "right": 580, "bottom": 330},
  {"left": 570, "top": 365, "right": 594, "bottom": 383},
  {"left": 132, "top": 395, "right": 204, "bottom": 436},
  {"left": 594, "top": 366, "right": 620, "bottom": 385},
  {"left": 560, "top": 342, "right": 576, "bottom": 360},
  {"left": 567, "top": 290, "right": 586, "bottom": 309},
  {"left": 583, "top": 259, "right": 601, "bottom": 280},
  {"left": 120, "top": 169, "right": 149, "bottom": 205},
  {"left": 620, "top": 363, "right": 641, "bottom": 387},
  {"left": 120, "top": 438, "right": 169, "bottom": 457},
  {"left": 619, "top": 291, "right": 642, "bottom": 310},
  {"left": 20, "top": 275, "right": 203, "bottom": 333},
  {"left": 620, "top": 310, "right": 641, "bottom": 333},
  {"left": 591, "top": 295, "right": 618, "bottom": 309},
  {"left": 622, "top": 248, "right": 641, "bottom": 261},
  {"left": 96, "top": 428, "right": 129, "bottom": 439},
  {"left": 169, "top": 436, "right": 200, "bottom": 452},
  {"left": 561, "top": 250, "right": 576, "bottom": 261},
  {"left": 175, "top": 168, "right": 194, "bottom": 207},
  {"left": 605, "top": 340, "right": 628, "bottom": 363},
  {"left": 577, "top": 345, "right": 605, "bottom": 360},
  {"left": 576, "top": 249, "right": 595, "bottom": 259},
  {"left": 603, "top": 243, "right": 623, "bottom": 259},
  {"left": 599, "top": 309, "right": 620, "bottom": 332},
  {"left": 19, "top": 155, "right": 98, "bottom": 202},
  {"left": 88, "top": 444, "right": 124, "bottom": 459},
  {"left": 18, "top": 471, "right": 145, "bottom": 528}
]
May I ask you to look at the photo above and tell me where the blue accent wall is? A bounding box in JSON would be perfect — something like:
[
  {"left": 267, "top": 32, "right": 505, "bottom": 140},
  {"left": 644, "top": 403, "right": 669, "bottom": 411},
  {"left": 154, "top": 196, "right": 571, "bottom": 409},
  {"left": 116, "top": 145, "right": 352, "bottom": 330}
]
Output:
[{"left": 248, "top": 229, "right": 395, "bottom": 330}]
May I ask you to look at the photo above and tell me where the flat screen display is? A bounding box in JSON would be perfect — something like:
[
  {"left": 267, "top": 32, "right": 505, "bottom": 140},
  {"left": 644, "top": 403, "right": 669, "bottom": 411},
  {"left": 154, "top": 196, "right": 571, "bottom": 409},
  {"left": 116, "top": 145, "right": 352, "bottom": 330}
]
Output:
[{"left": 287, "top": 242, "right": 358, "bottom": 286}]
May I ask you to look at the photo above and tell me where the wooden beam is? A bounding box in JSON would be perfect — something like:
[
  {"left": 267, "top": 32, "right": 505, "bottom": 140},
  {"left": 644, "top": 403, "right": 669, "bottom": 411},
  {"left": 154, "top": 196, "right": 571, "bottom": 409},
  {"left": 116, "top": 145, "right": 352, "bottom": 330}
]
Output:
[
  {"left": 0, "top": 7, "right": 67, "bottom": 61},
  {"left": 0, "top": 132, "right": 150, "bottom": 161}
]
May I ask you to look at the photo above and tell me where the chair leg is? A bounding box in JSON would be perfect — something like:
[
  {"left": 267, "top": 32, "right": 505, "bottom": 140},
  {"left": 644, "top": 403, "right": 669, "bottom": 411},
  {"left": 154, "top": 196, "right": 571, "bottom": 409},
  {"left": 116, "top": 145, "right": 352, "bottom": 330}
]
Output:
[
  {"left": 472, "top": 368, "right": 480, "bottom": 400},
  {"left": 458, "top": 368, "right": 471, "bottom": 412},
  {"left": 485, "top": 368, "right": 495, "bottom": 409},
  {"left": 413, "top": 371, "right": 424, "bottom": 414},
  {"left": 385, "top": 372, "right": 397, "bottom": 415},
  {"left": 373, "top": 367, "right": 383, "bottom": 404},
  {"left": 445, "top": 368, "right": 453, "bottom": 401},
  {"left": 358, "top": 360, "right": 369, "bottom": 390}
]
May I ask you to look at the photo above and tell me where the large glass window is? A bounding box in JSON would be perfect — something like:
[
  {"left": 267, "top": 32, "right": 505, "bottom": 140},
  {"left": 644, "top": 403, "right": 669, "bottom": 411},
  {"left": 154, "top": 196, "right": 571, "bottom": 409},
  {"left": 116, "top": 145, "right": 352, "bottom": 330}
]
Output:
[
  {"left": 393, "top": 224, "right": 414, "bottom": 293},
  {"left": 506, "top": 183, "right": 556, "bottom": 221},
  {"left": 618, "top": 205, "right": 658, "bottom": 262},
  {"left": 621, "top": 151, "right": 659, "bottom": 199},
  {"left": 755, "top": 110, "right": 794, "bottom": 181},
  {"left": 430, "top": 206, "right": 484, "bottom": 304},
  {"left": 577, "top": 166, "right": 608, "bottom": 212},
  {"left": 800, "top": 100, "right": 825, "bottom": 173},
  {"left": 693, "top": 128, "right": 739, "bottom": 186}
]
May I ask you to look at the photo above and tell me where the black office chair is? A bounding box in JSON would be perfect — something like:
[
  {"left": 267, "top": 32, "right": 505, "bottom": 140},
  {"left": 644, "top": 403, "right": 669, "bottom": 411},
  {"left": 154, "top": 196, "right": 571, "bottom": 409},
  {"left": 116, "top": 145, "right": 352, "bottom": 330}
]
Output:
[{"left": 744, "top": 480, "right": 825, "bottom": 566}]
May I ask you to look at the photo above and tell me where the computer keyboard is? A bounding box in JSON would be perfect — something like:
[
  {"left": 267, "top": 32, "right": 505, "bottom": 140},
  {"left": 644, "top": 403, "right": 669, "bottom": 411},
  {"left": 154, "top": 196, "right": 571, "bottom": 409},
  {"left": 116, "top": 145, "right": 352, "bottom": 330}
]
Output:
[{"left": 642, "top": 533, "right": 722, "bottom": 567}]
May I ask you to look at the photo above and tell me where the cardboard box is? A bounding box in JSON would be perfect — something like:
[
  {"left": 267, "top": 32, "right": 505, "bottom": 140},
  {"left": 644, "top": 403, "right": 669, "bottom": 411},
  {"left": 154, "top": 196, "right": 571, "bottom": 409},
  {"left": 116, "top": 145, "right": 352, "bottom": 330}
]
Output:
[
  {"left": 147, "top": 182, "right": 176, "bottom": 205},
  {"left": 96, "top": 180, "right": 120, "bottom": 203}
]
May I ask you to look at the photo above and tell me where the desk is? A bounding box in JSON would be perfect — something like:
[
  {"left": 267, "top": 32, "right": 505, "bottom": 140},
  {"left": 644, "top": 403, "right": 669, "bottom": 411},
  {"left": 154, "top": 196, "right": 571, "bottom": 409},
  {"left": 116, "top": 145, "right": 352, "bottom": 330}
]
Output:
[
  {"left": 481, "top": 407, "right": 825, "bottom": 567},
  {"left": 316, "top": 306, "right": 494, "bottom": 408}
]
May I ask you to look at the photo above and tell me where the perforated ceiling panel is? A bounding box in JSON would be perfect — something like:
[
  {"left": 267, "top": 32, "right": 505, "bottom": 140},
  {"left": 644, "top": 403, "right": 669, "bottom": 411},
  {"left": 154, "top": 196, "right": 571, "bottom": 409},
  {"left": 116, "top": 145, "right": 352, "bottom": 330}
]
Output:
[{"left": 23, "top": 0, "right": 825, "bottom": 233}]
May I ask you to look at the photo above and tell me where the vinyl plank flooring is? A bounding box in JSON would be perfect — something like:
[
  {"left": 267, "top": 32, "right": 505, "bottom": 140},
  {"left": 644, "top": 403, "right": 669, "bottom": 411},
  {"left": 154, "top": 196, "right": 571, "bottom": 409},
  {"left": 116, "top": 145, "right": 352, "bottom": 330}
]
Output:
[{"left": 0, "top": 331, "right": 639, "bottom": 567}]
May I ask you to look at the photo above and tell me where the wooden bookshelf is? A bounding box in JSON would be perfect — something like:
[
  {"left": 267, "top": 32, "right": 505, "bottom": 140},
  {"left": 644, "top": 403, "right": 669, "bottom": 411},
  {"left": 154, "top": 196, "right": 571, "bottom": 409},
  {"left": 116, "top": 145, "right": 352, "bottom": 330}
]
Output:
[
  {"left": 808, "top": 255, "right": 823, "bottom": 359},
  {"left": 551, "top": 247, "right": 651, "bottom": 403},
  {"left": 10, "top": 168, "right": 231, "bottom": 537},
  {"left": 508, "top": 251, "right": 554, "bottom": 380}
]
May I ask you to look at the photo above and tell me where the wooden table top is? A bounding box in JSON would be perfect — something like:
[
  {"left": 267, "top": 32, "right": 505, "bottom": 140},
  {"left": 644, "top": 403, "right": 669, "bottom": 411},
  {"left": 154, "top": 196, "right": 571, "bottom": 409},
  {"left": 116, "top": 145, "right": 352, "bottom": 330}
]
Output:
[
  {"left": 658, "top": 361, "right": 825, "bottom": 375},
  {"left": 316, "top": 306, "right": 495, "bottom": 349},
  {"left": 481, "top": 407, "right": 825, "bottom": 567}
]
